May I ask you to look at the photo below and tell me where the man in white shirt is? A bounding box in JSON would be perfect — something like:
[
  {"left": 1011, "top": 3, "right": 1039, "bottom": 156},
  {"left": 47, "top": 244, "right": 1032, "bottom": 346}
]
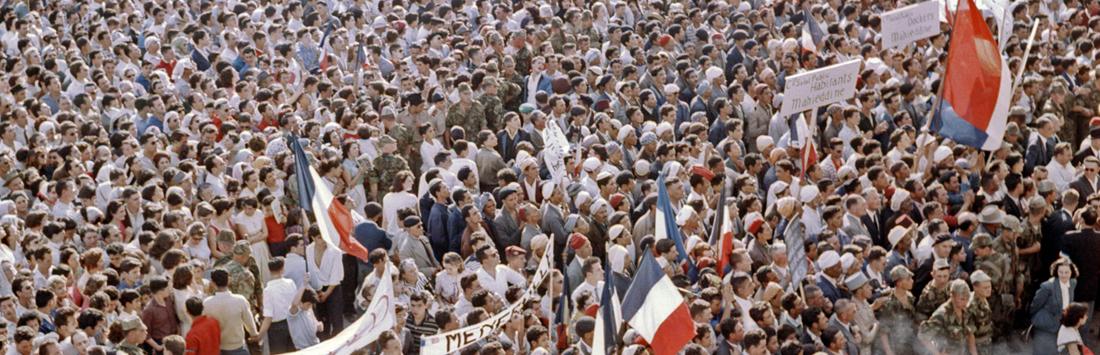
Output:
[
  {"left": 49, "top": 180, "right": 78, "bottom": 221},
  {"left": 474, "top": 245, "right": 509, "bottom": 299},
  {"left": 305, "top": 227, "right": 344, "bottom": 339},
  {"left": 257, "top": 257, "right": 297, "bottom": 354},
  {"left": 282, "top": 235, "right": 308, "bottom": 289},
  {"left": 570, "top": 258, "right": 605, "bottom": 304},
  {"left": 1047, "top": 142, "right": 1076, "bottom": 192}
]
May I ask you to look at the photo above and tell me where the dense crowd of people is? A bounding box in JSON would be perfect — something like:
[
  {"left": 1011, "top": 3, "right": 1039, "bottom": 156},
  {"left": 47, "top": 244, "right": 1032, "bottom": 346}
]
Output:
[{"left": 3, "top": 0, "right": 1100, "bottom": 354}]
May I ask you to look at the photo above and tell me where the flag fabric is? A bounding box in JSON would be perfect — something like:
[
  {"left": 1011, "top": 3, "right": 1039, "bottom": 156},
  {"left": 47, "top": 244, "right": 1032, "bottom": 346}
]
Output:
[
  {"left": 655, "top": 172, "right": 697, "bottom": 279},
  {"left": 801, "top": 9, "right": 826, "bottom": 52},
  {"left": 709, "top": 185, "right": 735, "bottom": 277},
  {"left": 593, "top": 265, "right": 623, "bottom": 355},
  {"left": 318, "top": 23, "right": 334, "bottom": 72},
  {"left": 782, "top": 217, "right": 808, "bottom": 292},
  {"left": 554, "top": 253, "right": 573, "bottom": 351},
  {"left": 291, "top": 135, "right": 371, "bottom": 261},
  {"left": 622, "top": 251, "right": 694, "bottom": 355},
  {"left": 931, "top": 0, "right": 1011, "bottom": 151},
  {"left": 287, "top": 259, "right": 394, "bottom": 354},
  {"left": 355, "top": 43, "right": 367, "bottom": 71},
  {"left": 789, "top": 114, "right": 817, "bottom": 179}
]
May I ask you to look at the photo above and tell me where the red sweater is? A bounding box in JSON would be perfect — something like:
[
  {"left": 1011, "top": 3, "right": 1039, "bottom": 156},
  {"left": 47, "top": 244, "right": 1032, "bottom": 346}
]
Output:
[{"left": 185, "top": 315, "right": 221, "bottom": 355}]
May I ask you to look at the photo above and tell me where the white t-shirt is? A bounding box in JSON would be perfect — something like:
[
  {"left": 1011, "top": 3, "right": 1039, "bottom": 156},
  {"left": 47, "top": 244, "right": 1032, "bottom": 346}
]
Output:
[{"left": 1057, "top": 325, "right": 1082, "bottom": 352}]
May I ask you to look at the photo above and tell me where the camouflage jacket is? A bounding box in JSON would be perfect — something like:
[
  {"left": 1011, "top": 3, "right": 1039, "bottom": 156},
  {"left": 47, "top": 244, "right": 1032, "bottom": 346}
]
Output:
[
  {"left": 920, "top": 300, "right": 973, "bottom": 353},
  {"left": 446, "top": 101, "right": 487, "bottom": 138},
  {"left": 967, "top": 296, "right": 994, "bottom": 341},
  {"left": 917, "top": 283, "right": 950, "bottom": 321},
  {"left": 369, "top": 154, "right": 409, "bottom": 194}
]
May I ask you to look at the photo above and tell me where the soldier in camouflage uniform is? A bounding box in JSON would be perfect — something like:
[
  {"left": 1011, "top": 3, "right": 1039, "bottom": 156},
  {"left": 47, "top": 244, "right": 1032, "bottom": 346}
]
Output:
[
  {"left": 226, "top": 241, "right": 261, "bottom": 309},
  {"left": 446, "top": 83, "right": 487, "bottom": 142},
  {"left": 968, "top": 271, "right": 995, "bottom": 355},
  {"left": 510, "top": 30, "right": 532, "bottom": 76},
  {"left": 368, "top": 135, "right": 409, "bottom": 201},
  {"left": 917, "top": 259, "right": 953, "bottom": 321},
  {"left": 499, "top": 56, "right": 526, "bottom": 112},
  {"left": 382, "top": 107, "right": 420, "bottom": 175},
  {"left": 877, "top": 266, "right": 920, "bottom": 355},
  {"left": 991, "top": 216, "right": 1024, "bottom": 338},
  {"left": 479, "top": 77, "right": 505, "bottom": 132},
  {"left": 1019, "top": 195, "right": 1047, "bottom": 320},
  {"left": 116, "top": 316, "right": 147, "bottom": 355},
  {"left": 919, "top": 280, "right": 975, "bottom": 355}
]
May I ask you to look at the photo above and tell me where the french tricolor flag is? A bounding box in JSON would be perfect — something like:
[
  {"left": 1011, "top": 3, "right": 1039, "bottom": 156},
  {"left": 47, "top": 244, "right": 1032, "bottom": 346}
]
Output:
[
  {"left": 708, "top": 185, "right": 735, "bottom": 277},
  {"left": 621, "top": 250, "right": 694, "bottom": 355},
  {"left": 291, "top": 135, "right": 371, "bottom": 261},
  {"left": 931, "top": 0, "right": 1011, "bottom": 151},
  {"left": 654, "top": 172, "right": 696, "bottom": 278}
]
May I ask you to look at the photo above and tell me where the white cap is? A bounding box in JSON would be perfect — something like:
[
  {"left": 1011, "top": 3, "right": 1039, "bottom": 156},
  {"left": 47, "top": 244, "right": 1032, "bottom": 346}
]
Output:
[
  {"left": 756, "top": 136, "right": 775, "bottom": 150},
  {"left": 575, "top": 191, "right": 592, "bottom": 207},
  {"left": 663, "top": 83, "right": 680, "bottom": 94},
  {"left": 840, "top": 253, "right": 856, "bottom": 270},
  {"left": 818, "top": 250, "right": 841, "bottom": 269},
  {"left": 799, "top": 185, "right": 820, "bottom": 203},
  {"left": 933, "top": 146, "right": 952, "bottom": 163},
  {"left": 583, "top": 157, "right": 601, "bottom": 172},
  {"left": 705, "top": 67, "right": 724, "bottom": 81},
  {"left": 891, "top": 189, "right": 911, "bottom": 212},
  {"left": 541, "top": 181, "right": 557, "bottom": 199},
  {"left": 656, "top": 121, "right": 674, "bottom": 137},
  {"left": 676, "top": 206, "right": 697, "bottom": 226}
]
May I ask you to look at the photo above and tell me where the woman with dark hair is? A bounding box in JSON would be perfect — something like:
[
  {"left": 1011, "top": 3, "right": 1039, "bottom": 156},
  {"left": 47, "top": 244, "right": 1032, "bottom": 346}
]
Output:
[
  {"left": 1032, "top": 258, "right": 1079, "bottom": 354},
  {"left": 382, "top": 170, "right": 418, "bottom": 234},
  {"left": 1058, "top": 302, "right": 1089, "bottom": 355}
]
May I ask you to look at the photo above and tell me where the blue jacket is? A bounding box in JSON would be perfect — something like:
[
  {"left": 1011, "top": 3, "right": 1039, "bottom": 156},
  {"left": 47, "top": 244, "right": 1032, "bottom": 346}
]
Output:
[
  {"left": 1031, "top": 278, "right": 1076, "bottom": 334},
  {"left": 191, "top": 49, "right": 211, "bottom": 72},
  {"left": 427, "top": 203, "right": 450, "bottom": 258},
  {"left": 446, "top": 205, "right": 466, "bottom": 254},
  {"left": 352, "top": 220, "right": 391, "bottom": 267}
]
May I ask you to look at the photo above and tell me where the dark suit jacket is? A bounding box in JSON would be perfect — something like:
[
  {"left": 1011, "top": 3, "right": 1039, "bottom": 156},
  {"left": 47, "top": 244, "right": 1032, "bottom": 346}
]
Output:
[
  {"left": 1031, "top": 278, "right": 1077, "bottom": 334},
  {"left": 816, "top": 274, "right": 845, "bottom": 304},
  {"left": 1040, "top": 210, "right": 1074, "bottom": 281},
  {"left": 1073, "top": 147, "right": 1100, "bottom": 166},
  {"left": 191, "top": 48, "right": 211, "bottom": 72},
  {"left": 827, "top": 317, "right": 860, "bottom": 355},
  {"left": 861, "top": 213, "right": 886, "bottom": 249},
  {"left": 1025, "top": 137, "right": 1055, "bottom": 175},
  {"left": 496, "top": 129, "right": 530, "bottom": 164},
  {"left": 1003, "top": 196, "right": 1023, "bottom": 219},
  {"left": 1071, "top": 176, "right": 1098, "bottom": 200},
  {"left": 1062, "top": 229, "right": 1100, "bottom": 302}
]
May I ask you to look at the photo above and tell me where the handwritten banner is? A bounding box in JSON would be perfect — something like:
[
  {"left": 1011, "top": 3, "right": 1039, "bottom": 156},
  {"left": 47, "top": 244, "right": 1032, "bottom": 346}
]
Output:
[
  {"left": 287, "top": 265, "right": 394, "bottom": 354},
  {"left": 882, "top": 1, "right": 942, "bottom": 49},
  {"left": 779, "top": 60, "right": 861, "bottom": 117},
  {"left": 421, "top": 243, "right": 554, "bottom": 353}
]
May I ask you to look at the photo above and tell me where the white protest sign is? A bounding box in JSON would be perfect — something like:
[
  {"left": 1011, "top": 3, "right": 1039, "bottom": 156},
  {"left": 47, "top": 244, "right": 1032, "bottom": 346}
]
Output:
[
  {"left": 543, "top": 122, "right": 571, "bottom": 184},
  {"left": 779, "top": 60, "right": 861, "bottom": 117},
  {"left": 287, "top": 265, "right": 395, "bottom": 355},
  {"left": 882, "top": 1, "right": 942, "bottom": 49},
  {"left": 421, "top": 243, "right": 554, "bottom": 354}
]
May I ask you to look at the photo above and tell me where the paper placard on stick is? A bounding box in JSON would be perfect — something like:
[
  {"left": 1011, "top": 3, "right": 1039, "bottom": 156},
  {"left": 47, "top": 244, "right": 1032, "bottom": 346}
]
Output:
[
  {"left": 779, "top": 60, "right": 861, "bottom": 117},
  {"left": 882, "top": 1, "right": 942, "bottom": 49}
]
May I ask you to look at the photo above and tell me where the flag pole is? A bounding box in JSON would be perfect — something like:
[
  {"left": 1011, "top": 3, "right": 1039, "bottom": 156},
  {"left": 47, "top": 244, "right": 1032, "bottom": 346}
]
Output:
[{"left": 1010, "top": 21, "right": 1042, "bottom": 97}]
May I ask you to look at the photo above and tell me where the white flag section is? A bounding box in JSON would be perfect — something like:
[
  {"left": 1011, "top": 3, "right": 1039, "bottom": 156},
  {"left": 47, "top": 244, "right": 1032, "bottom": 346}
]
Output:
[
  {"left": 287, "top": 265, "right": 394, "bottom": 355},
  {"left": 421, "top": 243, "right": 554, "bottom": 353},
  {"left": 543, "top": 122, "right": 571, "bottom": 184},
  {"left": 779, "top": 60, "right": 861, "bottom": 117},
  {"left": 881, "top": 1, "right": 941, "bottom": 49}
]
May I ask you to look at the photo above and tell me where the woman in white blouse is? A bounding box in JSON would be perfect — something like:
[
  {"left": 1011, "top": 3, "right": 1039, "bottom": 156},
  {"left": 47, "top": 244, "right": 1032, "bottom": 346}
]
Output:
[
  {"left": 235, "top": 196, "right": 271, "bottom": 282},
  {"left": 382, "top": 171, "right": 418, "bottom": 236},
  {"left": 1057, "top": 302, "right": 1089, "bottom": 355}
]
